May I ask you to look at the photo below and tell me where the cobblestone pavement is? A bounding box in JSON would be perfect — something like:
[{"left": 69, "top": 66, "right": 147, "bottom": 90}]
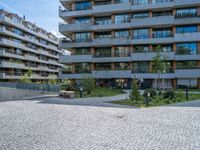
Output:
[{"left": 0, "top": 97, "right": 200, "bottom": 150}]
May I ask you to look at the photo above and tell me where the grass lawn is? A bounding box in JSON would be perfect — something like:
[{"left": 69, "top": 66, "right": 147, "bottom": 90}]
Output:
[
  {"left": 111, "top": 93, "right": 200, "bottom": 108},
  {"left": 75, "top": 88, "right": 124, "bottom": 98}
]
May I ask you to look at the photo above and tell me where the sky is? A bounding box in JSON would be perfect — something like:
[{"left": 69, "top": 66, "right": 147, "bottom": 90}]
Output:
[{"left": 0, "top": 0, "right": 62, "bottom": 37}]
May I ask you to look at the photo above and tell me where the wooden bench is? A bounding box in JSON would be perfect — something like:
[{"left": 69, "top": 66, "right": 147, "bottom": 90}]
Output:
[{"left": 59, "top": 91, "right": 75, "bottom": 99}]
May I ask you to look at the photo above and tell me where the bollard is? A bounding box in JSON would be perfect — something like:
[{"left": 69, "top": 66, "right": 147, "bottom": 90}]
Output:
[{"left": 186, "top": 87, "right": 189, "bottom": 101}]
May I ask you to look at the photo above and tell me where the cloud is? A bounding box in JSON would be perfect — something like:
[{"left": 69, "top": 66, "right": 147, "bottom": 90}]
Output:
[
  {"left": 51, "top": 30, "right": 64, "bottom": 38},
  {"left": 0, "top": 1, "right": 23, "bottom": 16}
]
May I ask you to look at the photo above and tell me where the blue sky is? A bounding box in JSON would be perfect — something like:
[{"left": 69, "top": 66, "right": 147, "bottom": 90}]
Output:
[{"left": 0, "top": 0, "right": 61, "bottom": 37}]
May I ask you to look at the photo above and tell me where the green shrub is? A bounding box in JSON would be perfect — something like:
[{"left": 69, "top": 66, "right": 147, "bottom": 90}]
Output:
[
  {"left": 81, "top": 76, "right": 95, "bottom": 94},
  {"left": 130, "top": 79, "right": 141, "bottom": 103},
  {"left": 61, "top": 79, "right": 75, "bottom": 91},
  {"left": 143, "top": 88, "right": 156, "bottom": 98},
  {"left": 163, "top": 89, "right": 176, "bottom": 100}
]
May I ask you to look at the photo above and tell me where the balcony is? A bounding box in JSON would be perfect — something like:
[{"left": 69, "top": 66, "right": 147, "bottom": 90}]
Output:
[
  {"left": 0, "top": 61, "right": 25, "bottom": 69},
  {"left": 93, "top": 56, "right": 131, "bottom": 63},
  {"left": 175, "top": 54, "right": 200, "bottom": 61},
  {"left": 131, "top": 51, "right": 175, "bottom": 61},
  {"left": 59, "top": 55, "right": 92, "bottom": 63},
  {"left": 175, "top": 0, "right": 200, "bottom": 6},
  {"left": 60, "top": 73, "right": 92, "bottom": 79},
  {"left": 175, "top": 69, "right": 200, "bottom": 78},
  {"left": 92, "top": 70, "right": 132, "bottom": 78},
  {"left": 175, "top": 32, "right": 200, "bottom": 42},
  {"left": 132, "top": 73, "right": 175, "bottom": 79}
]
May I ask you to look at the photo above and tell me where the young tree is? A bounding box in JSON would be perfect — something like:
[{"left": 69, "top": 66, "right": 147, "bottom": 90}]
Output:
[
  {"left": 153, "top": 45, "right": 167, "bottom": 90},
  {"left": 48, "top": 74, "right": 58, "bottom": 84},
  {"left": 20, "top": 68, "right": 32, "bottom": 83},
  {"left": 81, "top": 75, "right": 95, "bottom": 94},
  {"left": 130, "top": 79, "right": 140, "bottom": 103}
]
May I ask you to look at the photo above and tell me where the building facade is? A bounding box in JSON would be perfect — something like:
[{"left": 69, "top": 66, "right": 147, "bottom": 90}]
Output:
[
  {"left": 0, "top": 10, "right": 62, "bottom": 82},
  {"left": 59, "top": 0, "right": 200, "bottom": 89}
]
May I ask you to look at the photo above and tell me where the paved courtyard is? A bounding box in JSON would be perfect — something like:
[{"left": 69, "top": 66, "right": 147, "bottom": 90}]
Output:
[{"left": 0, "top": 96, "right": 200, "bottom": 150}]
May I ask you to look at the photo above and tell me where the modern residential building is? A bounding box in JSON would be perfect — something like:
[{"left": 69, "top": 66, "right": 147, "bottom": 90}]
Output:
[
  {"left": 0, "top": 10, "right": 63, "bottom": 82},
  {"left": 59, "top": 0, "right": 200, "bottom": 89}
]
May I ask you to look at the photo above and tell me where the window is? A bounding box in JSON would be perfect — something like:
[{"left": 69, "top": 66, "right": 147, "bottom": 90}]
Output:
[
  {"left": 153, "top": 45, "right": 172, "bottom": 52},
  {"left": 176, "top": 43, "right": 198, "bottom": 55},
  {"left": 115, "top": 30, "right": 129, "bottom": 38},
  {"left": 152, "top": 0, "right": 173, "bottom": 3},
  {"left": 75, "top": 1, "right": 91, "bottom": 10},
  {"left": 95, "top": 17, "right": 112, "bottom": 25},
  {"left": 95, "top": 32, "right": 111, "bottom": 39},
  {"left": 115, "top": 14, "right": 130, "bottom": 24},
  {"left": 115, "top": 0, "right": 129, "bottom": 3},
  {"left": 133, "top": 29, "right": 149, "bottom": 39},
  {"left": 75, "top": 32, "right": 91, "bottom": 42},
  {"left": 75, "top": 17, "right": 91, "bottom": 24},
  {"left": 95, "top": 63, "right": 111, "bottom": 70},
  {"left": 95, "top": 48, "right": 111, "bottom": 57},
  {"left": 133, "top": 62, "right": 149, "bottom": 73},
  {"left": 133, "top": 0, "right": 148, "bottom": 5},
  {"left": 176, "top": 26, "right": 198, "bottom": 33},
  {"left": 176, "top": 8, "right": 197, "bottom": 18},
  {"left": 176, "top": 61, "right": 198, "bottom": 69},
  {"left": 152, "top": 62, "right": 172, "bottom": 73},
  {"left": 75, "top": 63, "right": 91, "bottom": 73},
  {"left": 152, "top": 28, "right": 172, "bottom": 38},
  {"left": 152, "top": 11, "right": 172, "bottom": 17},
  {"left": 133, "top": 12, "right": 149, "bottom": 19},
  {"left": 133, "top": 45, "right": 149, "bottom": 52},
  {"left": 115, "top": 63, "right": 130, "bottom": 70},
  {"left": 115, "top": 46, "right": 129, "bottom": 57},
  {"left": 74, "top": 48, "right": 91, "bottom": 55}
]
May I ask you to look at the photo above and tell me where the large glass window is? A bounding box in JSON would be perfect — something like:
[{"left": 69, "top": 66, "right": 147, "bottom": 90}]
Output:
[
  {"left": 74, "top": 48, "right": 91, "bottom": 55},
  {"left": 115, "top": 46, "right": 130, "bottom": 57},
  {"left": 115, "top": 14, "right": 130, "bottom": 24},
  {"left": 75, "top": 1, "right": 91, "bottom": 10},
  {"left": 152, "top": 0, "right": 173, "bottom": 3},
  {"left": 152, "top": 45, "right": 172, "bottom": 52},
  {"left": 133, "top": 45, "right": 149, "bottom": 52},
  {"left": 95, "top": 32, "right": 111, "bottom": 39},
  {"left": 75, "top": 63, "right": 91, "bottom": 73},
  {"left": 115, "top": 63, "right": 130, "bottom": 70},
  {"left": 75, "top": 32, "right": 91, "bottom": 42},
  {"left": 133, "top": 0, "right": 149, "bottom": 5},
  {"left": 152, "top": 28, "right": 172, "bottom": 38},
  {"left": 176, "top": 61, "right": 198, "bottom": 69},
  {"left": 133, "top": 29, "right": 149, "bottom": 39},
  {"left": 75, "top": 17, "right": 91, "bottom": 24},
  {"left": 176, "top": 25, "right": 198, "bottom": 33},
  {"left": 115, "top": 30, "right": 129, "bottom": 38},
  {"left": 95, "top": 17, "right": 112, "bottom": 25},
  {"left": 133, "top": 62, "right": 149, "bottom": 73},
  {"left": 95, "top": 63, "right": 111, "bottom": 70},
  {"left": 176, "top": 8, "right": 197, "bottom": 18},
  {"left": 152, "top": 10, "right": 172, "bottom": 17},
  {"left": 133, "top": 12, "right": 149, "bottom": 19},
  {"left": 176, "top": 43, "right": 198, "bottom": 55},
  {"left": 152, "top": 62, "right": 172, "bottom": 73},
  {"left": 95, "top": 48, "right": 111, "bottom": 57},
  {"left": 115, "top": 0, "right": 129, "bottom": 3}
]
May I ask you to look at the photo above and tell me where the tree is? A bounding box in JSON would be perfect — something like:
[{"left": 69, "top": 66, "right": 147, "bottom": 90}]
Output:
[
  {"left": 81, "top": 75, "right": 95, "bottom": 94},
  {"left": 20, "top": 68, "right": 32, "bottom": 83},
  {"left": 153, "top": 45, "right": 167, "bottom": 90},
  {"left": 48, "top": 74, "right": 58, "bottom": 84},
  {"left": 130, "top": 79, "right": 140, "bottom": 103}
]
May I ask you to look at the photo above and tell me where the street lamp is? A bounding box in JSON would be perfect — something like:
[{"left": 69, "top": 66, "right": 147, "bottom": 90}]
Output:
[{"left": 79, "top": 87, "right": 83, "bottom": 98}]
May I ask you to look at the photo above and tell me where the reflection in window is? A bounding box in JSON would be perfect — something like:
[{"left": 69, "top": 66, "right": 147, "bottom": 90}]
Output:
[
  {"left": 176, "top": 43, "right": 197, "bottom": 55},
  {"left": 153, "top": 45, "right": 172, "bottom": 52},
  {"left": 176, "top": 26, "right": 197, "bottom": 33},
  {"left": 95, "top": 48, "right": 111, "bottom": 57},
  {"left": 74, "top": 48, "right": 91, "bottom": 55},
  {"left": 95, "top": 17, "right": 112, "bottom": 25},
  {"left": 75, "top": 17, "right": 91, "bottom": 24},
  {"left": 115, "top": 46, "right": 130, "bottom": 57},
  {"left": 133, "top": 29, "right": 149, "bottom": 39},
  {"left": 75, "top": 1, "right": 91, "bottom": 10},
  {"left": 115, "top": 14, "right": 130, "bottom": 24},
  {"left": 133, "top": 62, "right": 149, "bottom": 73},
  {"left": 95, "top": 63, "right": 111, "bottom": 70},
  {"left": 133, "top": 0, "right": 148, "bottom": 5},
  {"left": 75, "top": 32, "right": 91, "bottom": 42},
  {"left": 176, "top": 8, "right": 197, "bottom": 18},
  {"left": 115, "top": 30, "right": 129, "bottom": 38},
  {"left": 176, "top": 61, "right": 198, "bottom": 69},
  {"left": 75, "top": 63, "right": 91, "bottom": 73},
  {"left": 115, "top": 63, "right": 130, "bottom": 70},
  {"left": 133, "top": 12, "right": 149, "bottom": 19},
  {"left": 95, "top": 32, "right": 111, "bottom": 39},
  {"left": 133, "top": 45, "right": 149, "bottom": 52},
  {"left": 152, "top": 28, "right": 172, "bottom": 38}
]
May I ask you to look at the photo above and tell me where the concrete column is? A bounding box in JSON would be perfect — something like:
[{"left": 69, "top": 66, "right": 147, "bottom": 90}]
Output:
[
  {"left": 149, "top": 28, "right": 152, "bottom": 39},
  {"left": 72, "top": 3, "right": 75, "bottom": 11},
  {"left": 72, "top": 64, "right": 75, "bottom": 73},
  {"left": 111, "top": 63, "right": 115, "bottom": 70},
  {"left": 198, "top": 42, "right": 200, "bottom": 54},
  {"left": 149, "top": 62, "right": 153, "bottom": 73},
  {"left": 198, "top": 78, "right": 200, "bottom": 89},
  {"left": 198, "top": 7, "right": 200, "bottom": 16},
  {"left": 172, "top": 79, "right": 177, "bottom": 89},
  {"left": 149, "top": 45, "right": 153, "bottom": 52},
  {"left": 91, "top": 16, "right": 95, "bottom": 24},
  {"left": 173, "top": 43, "right": 176, "bottom": 52},
  {"left": 111, "top": 46, "right": 115, "bottom": 57},
  {"left": 111, "top": 15, "right": 115, "bottom": 24},
  {"left": 172, "top": 9, "right": 176, "bottom": 16},
  {"left": 172, "top": 61, "right": 176, "bottom": 72},
  {"left": 91, "top": 47, "right": 95, "bottom": 56},
  {"left": 149, "top": 10, "right": 152, "bottom": 17}
]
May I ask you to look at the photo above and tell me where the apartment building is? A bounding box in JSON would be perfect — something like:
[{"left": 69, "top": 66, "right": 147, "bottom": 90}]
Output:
[
  {"left": 0, "top": 10, "right": 62, "bottom": 82},
  {"left": 59, "top": 0, "right": 200, "bottom": 89}
]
